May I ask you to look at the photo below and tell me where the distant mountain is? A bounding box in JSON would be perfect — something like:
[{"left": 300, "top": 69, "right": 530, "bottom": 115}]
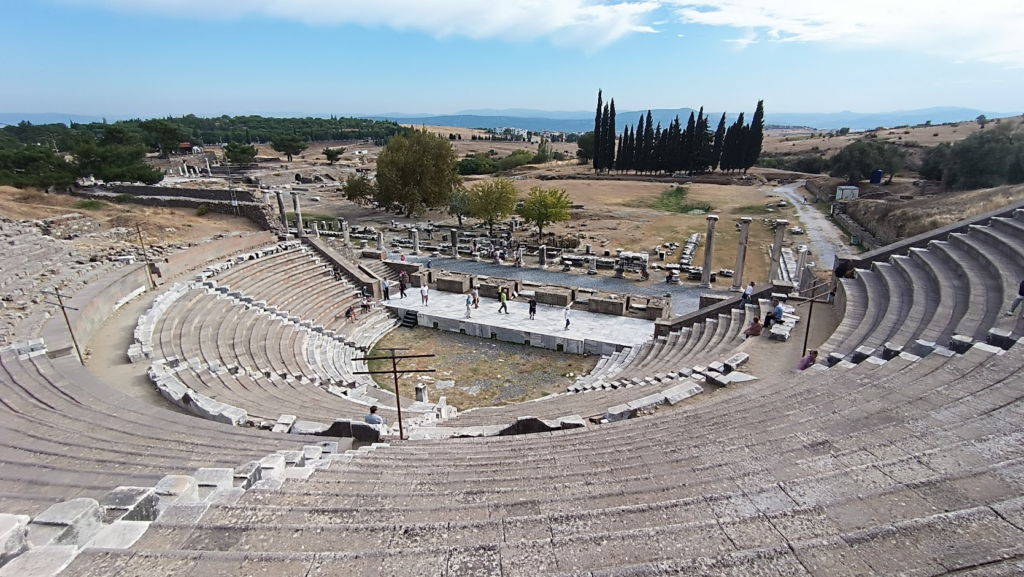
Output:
[
  {"left": 0, "top": 113, "right": 108, "bottom": 126},
  {"left": 454, "top": 108, "right": 598, "bottom": 120},
  {"left": 370, "top": 106, "right": 1014, "bottom": 133}
]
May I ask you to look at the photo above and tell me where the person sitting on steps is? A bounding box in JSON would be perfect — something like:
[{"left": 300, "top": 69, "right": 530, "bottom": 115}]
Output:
[
  {"left": 365, "top": 405, "right": 386, "bottom": 425},
  {"left": 764, "top": 300, "right": 785, "bottom": 330},
  {"left": 743, "top": 316, "right": 762, "bottom": 338}
]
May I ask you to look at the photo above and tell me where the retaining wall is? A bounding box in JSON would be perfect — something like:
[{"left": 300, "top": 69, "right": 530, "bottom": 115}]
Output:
[
  {"left": 654, "top": 284, "right": 777, "bottom": 337},
  {"left": 110, "top": 185, "right": 258, "bottom": 203}
]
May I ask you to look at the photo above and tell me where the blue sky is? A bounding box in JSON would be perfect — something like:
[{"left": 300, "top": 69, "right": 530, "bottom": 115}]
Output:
[{"left": 1, "top": 0, "right": 1021, "bottom": 117}]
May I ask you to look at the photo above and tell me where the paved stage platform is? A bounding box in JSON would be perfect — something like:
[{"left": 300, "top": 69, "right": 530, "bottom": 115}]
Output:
[{"left": 384, "top": 291, "right": 654, "bottom": 355}]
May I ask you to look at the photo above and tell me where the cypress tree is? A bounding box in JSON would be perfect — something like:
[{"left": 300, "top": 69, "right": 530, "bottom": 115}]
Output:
[
  {"left": 625, "top": 126, "right": 636, "bottom": 173},
  {"left": 694, "top": 107, "right": 712, "bottom": 174},
  {"left": 722, "top": 112, "right": 745, "bottom": 172},
  {"left": 593, "top": 90, "right": 603, "bottom": 173},
  {"left": 605, "top": 99, "right": 617, "bottom": 173},
  {"left": 744, "top": 99, "right": 765, "bottom": 173},
  {"left": 665, "top": 116, "right": 681, "bottom": 175},
  {"left": 643, "top": 111, "right": 655, "bottom": 174},
  {"left": 683, "top": 112, "right": 696, "bottom": 174},
  {"left": 711, "top": 113, "right": 727, "bottom": 172},
  {"left": 615, "top": 125, "right": 626, "bottom": 172},
  {"left": 600, "top": 103, "right": 611, "bottom": 171},
  {"left": 634, "top": 114, "right": 646, "bottom": 174}
]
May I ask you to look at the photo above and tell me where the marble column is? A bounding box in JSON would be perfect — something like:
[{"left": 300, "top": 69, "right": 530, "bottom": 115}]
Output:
[
  {"left": 339, "top": 219, "right": 350, "bottom": 245},
  {"left": 377, "top": 231, "right": 385, "bottom": 252},
  {"left": 699, "top": 215, "right": 719, "bottom": 289},
  {"left": 769, "top": 219, "right": 789, "bottom": 282},
  {"left": 538, "top": 245, "right": 546, "bottom": 268},
  {"left": 796, "top": 246, "right": 809, "bottom": 287},
  {"left": 411, "top": 229, "right": 420, "bottom": 255},
  {"left": 275, "top": 191, "right": 288, "bottom": 230},
  {"left": 311, "top": 222, "right": 320, "bottom": 238},
  {"left": 450, "top": 229, "right": 459, "bottom": 259},
  {"left": 290, "top": 192, "right": 304, "bottom": 237},
  {"left": 731, "top": 217, "right": 752, "bottom": 291}
]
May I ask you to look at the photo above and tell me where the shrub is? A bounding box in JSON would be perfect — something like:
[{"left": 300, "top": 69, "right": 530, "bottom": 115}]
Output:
[
  {"left": 74, "top": 199, "right": 107, "bottom": 210},
  {"left": 112, "top": 193, "right": 136, "bottom": 204},
  {"left": 196, "top": 204, "right": 210, "bottom": 216}
]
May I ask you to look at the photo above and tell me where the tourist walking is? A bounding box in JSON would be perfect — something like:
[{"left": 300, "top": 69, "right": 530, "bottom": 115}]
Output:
[
  {"left": 528, "top": 296, "right": 537, "bottom": 320},
  {"left": 498, "top": 288, "right": 509, "bottom": 314},
  {"left": 472, "top": 287, "right": 480, "bottom": 309},
  {"left": 465, "top": 294, "right": 473, "bottom": 319},
  {"left": 398, "top": 277, "right": 407, "bottom": 299},
  {"left": 741, "top": 281, "right": 755, "bottom": 306},
  {"left": 797, "top": 350, "right": 819, "bottom": 371},
  {"left": 564, "top": 305, "right": 571, "bottom": 330},
  {"left": 420, "top": 284, "right": 429, "bottom": 306},
  {"left": 382, "top": 278, "right": 390, "bottom": 301},
  {"left": 1006, "top": 278, "right": 1024, "bottom": 318}
]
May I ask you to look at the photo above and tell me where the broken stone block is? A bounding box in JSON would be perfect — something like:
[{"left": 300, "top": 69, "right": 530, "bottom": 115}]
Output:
[
  {"left": 626, "top": 393, "right": 665, "bottom": 412},
  {"left": 156, "top": 502, "right": 210, "bottom": 524},
  {"left": 99, "top": 487, "right": 158, "bottom": 523},
  {"left": 949, "top": 334, "right": 973, "bottom": 354},
  {"left": 604, "top": 404, "right": 637, "bottom": 422},
  {"left": 84, "top": 520, "right": 150, "bottom": 549},
  {"left": 233, "top": 462, "right": 262, "bottom": 489},
  {"left": 350, "top": 422, "right": 381, "bottom": 442},
  {"left": 850, "top": 346, "right": 875, "bottom": 364},
  {"left": 259, "top": 454, "right": 286, "bottom": 480},
  {"left": 882, "top": 342, "right": 903, "bottom": 361},
  {"left": 769, "top": 325, "right": 792, "bottom": 341},
  {"left": 192, "top": 468, "right": 234, "bottom": 500},
  {"left": 826, "top": 352, "right": 845, "bottom": 367},
  {"left": 0, "top": 545, "right": 76, "bottom": 576},
  {"left": 290, "top": 420, "right": 329, "bottom": 435},
  {"left": 723, "top": 352, "right": 749, "bottom": 374},
  {"left": 0, "top": 513, "right": 30, "bottom": 566},
  {"left": 662, "top": 382, "right": 704, "bottom": 405},
  {"left": 28, "top": 498, "right": 103, "bottom": 548},
  {"left": 321, "top": 419, "right": 352, "bottom": 437},
  {"left": 910, "top": 339, "right": 936, "bottom": 357},
  {"left": 986, "top": 328, "right": 1016, "bottom": 351},
  {"left": 706, "top": 361, "right": 725, "bottom": 374}
]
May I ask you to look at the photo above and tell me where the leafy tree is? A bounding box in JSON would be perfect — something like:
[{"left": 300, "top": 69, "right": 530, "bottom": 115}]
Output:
[
  {"left": 448, "top": 186, "right": 471, "bottom": 226},
  {"left": 837, "top": 127, "right": 851, "bottom": 136},
  {"left": 919, "top": 142, "right": 952, "bottom": 181},
  {"left": 376, "top": 129, "right": 460, "bottom": 217},
  {"left": 576, "top": 131, "right": 596, "bottom": 163},
  {"left": 457, "top": 156, "right": 497, "bottom": 175},
  {"left": 74, "top": 139, "right": 163, "bottom": 184},
  {"left": 593, "top": 90, "right": 603, "bottom": 172},
  {"left": 977, "top": 115, "right": 988, "bottom": 128},
  {"left": 271, "top": 135, "right": 308, "bottom": 162},
  {"left": 829, "top": 140, "right": 883, "bottom": 184},
  {"left": 532, "top": 138, "right": 550, "bottom": 164},
  {"left": 324, "top": 147, "right": 345, "bottom": 165},
  {"left": 467, "top": 178, "right": 518, "bottom": 236},
  {"left": 224, "top": 142, "right": 257, "bottom": 166},
  {"left": 518, "top": 186, "right": 572, "bottom": 237},
  {"left": 603, "top": 99, "right": 616, "bottom": 172},
  {"left": 343, "top": 173, "right": 377, "bottom": 205},
  {"left": 138, "top": 119, "right": 188, "bottom": 157},
  {"left": 0, "top": 145, "right": 78, "bottom": 189},
  {"left": 877, "top": 143, "right": 906, "bottom": 183}
]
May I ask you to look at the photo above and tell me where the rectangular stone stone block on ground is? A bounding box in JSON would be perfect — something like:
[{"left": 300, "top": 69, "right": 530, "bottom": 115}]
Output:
[
  {"left": 29, "top": 498, "right": 103, "bottom": 548},
  {"left": 662, "top": 382, "right": 705, "bottom": 405},
  {"left": 0, "top": 514, "right": 30, "bottom": 566},
  {"left": 604, "top": 404, "right": 637, "bottom": 422},
  {"left": 100, "top": 487, "right": 158, "bottom": 523}
]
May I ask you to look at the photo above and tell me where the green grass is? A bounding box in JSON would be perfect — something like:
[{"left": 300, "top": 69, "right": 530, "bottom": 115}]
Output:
[
  {"left": 625, "top": 186, "right": 713, "bottom": 213},
  {"left": 730, "top": 203, "right": 794, "bottom": 216},
  {"left": 74, "top": 199, "right": 107, "bottom": 210},
  {"left": 285, "top": 211, "right": 337, "bottom": 223}
]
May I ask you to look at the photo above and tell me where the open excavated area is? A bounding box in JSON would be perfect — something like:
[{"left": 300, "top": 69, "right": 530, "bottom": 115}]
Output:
[{"left": 367, "top": 327, "right": 599, "bottom": 410}]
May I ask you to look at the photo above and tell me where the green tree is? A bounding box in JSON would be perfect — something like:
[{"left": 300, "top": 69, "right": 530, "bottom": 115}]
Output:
[
  {"left": 343, "top": 173, "right": 377, "bottom": 205},
  {"left": 711, "top": 113, "right": 727, "bottom": 171},
  {"left": 74, "top": 140, "right": 163, "bottom": 184},
  {"left": 919, "top": 143, "right": 951, "bottom": 181},
  {"left": 448, "top": 186, "right": 471, "bottom": 226},
  {"left": 518, "top": 186, "right": 572, "bottom": 237},
  {"left": 977, "top": 115, "right": 988, "bottom": 128},
  {"left": 576, "top": 131, "right": 596, "bottom": 163},
  {"left": 744, "top": 100, "right": 765, "bottom": 172},
  {"left": 376, "top": 129, "right": 460, "bottom": 217},
  {"left": 324, "top": 147, "right": 345, "bottom": 165},
  {"left": 877, "top": 143, "right": 906, "bottom": 183},
  {"left": 532, "top": 138, "right": 550, "bottom": 164},
  {"left": 0, "top": 145, "right": 78, "bottom": 189},
  {"left": 271, "top": 135, "right": 308, "bottom": 162},
  {"left": 603, "top": 99, "right": 616, "bottom": 172},
  {"left": 593, "top": 90, "right": 603, "bottom": 172},
  {"left": 223, "top": 142, "right": 257, "bottom": 166},
  {"left": 829, "top": 140, "right": 883, "bottom": 184},
  {"left": 467, "top": 178, "right": 519, "bottom": 236},
  {"left": 138, "top": 119, "right": 188, "bottom": 157}
]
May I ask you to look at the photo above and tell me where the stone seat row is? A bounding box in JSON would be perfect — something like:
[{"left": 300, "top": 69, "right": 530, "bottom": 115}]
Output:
[
  {"left": 823, "top": 210, "right": 1024, "bottom": 361},
  {"left": 58, "top": 336, "right": 1024, "bottom": 576}
]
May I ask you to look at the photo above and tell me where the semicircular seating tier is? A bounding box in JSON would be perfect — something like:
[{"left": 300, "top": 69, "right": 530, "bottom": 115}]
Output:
[
  {"left": 145, "top": 245, "right": 424, "bottom": 428},
  {"left": 823, "top": 210, "right": 1024, "bottom": 360}
]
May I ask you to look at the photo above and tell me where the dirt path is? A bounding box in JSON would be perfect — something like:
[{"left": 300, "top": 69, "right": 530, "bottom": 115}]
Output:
[{"left": 773, "top": 181, "right": 849, "bottom": 269}]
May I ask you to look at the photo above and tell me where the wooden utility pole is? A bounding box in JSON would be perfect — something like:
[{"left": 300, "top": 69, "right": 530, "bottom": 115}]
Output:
[
  {"left": 353, "top": 348, "right": 435, "bottom": 440},
  {"left": 136, "top": 224, "right": 155, "bottom": 289},
  {"left": 42, "top": 288, "right": 84, "bottom": 365}
]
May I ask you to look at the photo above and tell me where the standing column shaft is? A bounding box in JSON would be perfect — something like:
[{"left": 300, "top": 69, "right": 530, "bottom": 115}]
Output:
[
  {"left": 768, "top": 219, "right": 789, "bottom": 282},
  {"left": 339, "top": 219, "right": 350, "bottom": 245},
  {"left": 731, "top": 217, "right": 752, "bottom": 291},
  {"left": 412, "top": 229, "right": 420, "bottom": 254},
  {"left": 311, "top": 222, "right": 320, "bottom": 237},
  {"left": 275, "top": 191, "right": 288, "bottom": 230},
  {"left": 450, "top": 229, "right": 459, "bottom": 259},
  {"left": 291, "top": 193, "right": 304, "bottom": 237},
  {"left": 795, "top": 247, "right": 809, "bottom": 287},
  {"left": 377, "top": 231, "right": 385, "bottom": 252},
  {"left": 699, "top": 215, "right": 719, "bottom": 288}
]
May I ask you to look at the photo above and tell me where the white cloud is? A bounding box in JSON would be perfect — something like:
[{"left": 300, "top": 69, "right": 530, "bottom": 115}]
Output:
[
  {"left": 723, "top": 28, "right": 757, "bottom": 49},
  {"left": 70, "top": 0, "right": 661, "bottom": 46},
  {"left": 667, "top": 0, "right": 1024, "bottom": 66}
]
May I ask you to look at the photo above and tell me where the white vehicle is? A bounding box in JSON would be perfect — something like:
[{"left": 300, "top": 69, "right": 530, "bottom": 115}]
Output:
[
  {"left": 790, "top": 226, "right": 805, "bottom": 235},
  {"left": 310, "top": 196, "right": 321, "bottom": 202}
]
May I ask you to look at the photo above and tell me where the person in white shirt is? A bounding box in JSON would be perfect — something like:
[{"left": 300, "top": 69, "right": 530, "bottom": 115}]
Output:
[
  {"left": 564, "top": 305, "right": 571, "bottom": 330},
  {"left": 741, "top": 281, "right": 754, "bottom": 306},
  {"left": 420, "top": 284, "right": 429, "bottom": 306}
]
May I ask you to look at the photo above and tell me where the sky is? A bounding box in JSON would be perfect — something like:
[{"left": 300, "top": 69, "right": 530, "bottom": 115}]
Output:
[{"left": 1, "top": 0, "right": 1021, "bottom": 117}]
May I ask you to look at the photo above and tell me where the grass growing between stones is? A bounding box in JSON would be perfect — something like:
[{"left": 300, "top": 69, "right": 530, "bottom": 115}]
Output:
[
  {"left": 74, "top": 199, "right": 108, "bottom": 210},
  {"left": 367, "top": 326, "right": 599, "bottom": 410}
]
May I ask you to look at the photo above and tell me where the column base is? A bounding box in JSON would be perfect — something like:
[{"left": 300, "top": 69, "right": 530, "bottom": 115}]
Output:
[
  {"left": 729, "top": 286, "right": 743, "bottom": 292},
  {"left": 699, "top": 282, "right": 711, "bottom": 289}
]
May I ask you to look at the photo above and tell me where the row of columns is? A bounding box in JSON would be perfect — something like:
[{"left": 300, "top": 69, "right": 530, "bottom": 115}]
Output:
[{"left": 693, "top": 215, "right": 789, "bottom": 291}]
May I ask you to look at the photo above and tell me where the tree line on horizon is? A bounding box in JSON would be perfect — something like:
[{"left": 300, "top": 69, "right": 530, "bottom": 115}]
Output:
[{"left": 584, "top": 90, "right": 765, "bottom": 175}]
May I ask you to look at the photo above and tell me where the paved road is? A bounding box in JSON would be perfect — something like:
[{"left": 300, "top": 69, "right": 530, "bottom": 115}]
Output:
[{"left": 772, "top": 180, "right": 850, "bottom": 270}]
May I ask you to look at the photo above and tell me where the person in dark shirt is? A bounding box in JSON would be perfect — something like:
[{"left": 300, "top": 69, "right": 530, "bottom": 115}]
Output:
[{"left": 1007, "top": 279, "right": 1024, "bottom": 318}]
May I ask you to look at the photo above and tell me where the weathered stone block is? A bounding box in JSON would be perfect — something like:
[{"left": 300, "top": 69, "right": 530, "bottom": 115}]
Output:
[
  {"left": 604, "top": 404, "right": 637, "bottom": 422},
  {"left": 100, "top": 487, "right": 158, "bottom": 523},
  {"left": 29, "top": 498, "right": 103, "bottom": 548},
  {"left": 157, "top": 502, "right": 210, "bottom": 524},
  {"left": 949, "top": 335, "right": 973, "bottom": 354},
  {"left": 587, "top": 297, "right": 626, "bottom": 316},
  {"left": 350, "top": 422, "right": 381, "bottom": 442},
  {"left": 290, "top": 420, "right": 329, "bottom": 435},
  {"left": 83, "top": 520, "right": 150, "bottom": 550},
  {"left": 910, "top": 339, "right": 937, "bottom": 357},
  {"left": 233, "top": 461, "right": 262, "bottom": 489},
  {"left": 557, "top": 415, "right": 586, "bottom": 430},
  {"left": 882, "top": 342, "right": 903, "bottom": 360},
  {"left": 0, "top": 545, "right": 76, "bottom": 576},
  {"left": 723, "top": 353, "right": 749, "bottom": 373},
  {"left": 850, "top": 346, "right": 875, "bottom": 364},
  {"left": 321, "top": 419, "right": 353, "bottom": 438},
  {"left": 986, "top": 328, "right": 1016, "bottom": 351},
  {"left": 0, "top": 514, "right": 30, "bottom": 566},
  {"left": 662, "top": 382, "right": 704, "bottom": 405},
  {"left": 436, "top": 276, "right": 470, "bottom": 293},
  {"left": 626, "top": 393, "right": 665, "bottom": 412}
]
